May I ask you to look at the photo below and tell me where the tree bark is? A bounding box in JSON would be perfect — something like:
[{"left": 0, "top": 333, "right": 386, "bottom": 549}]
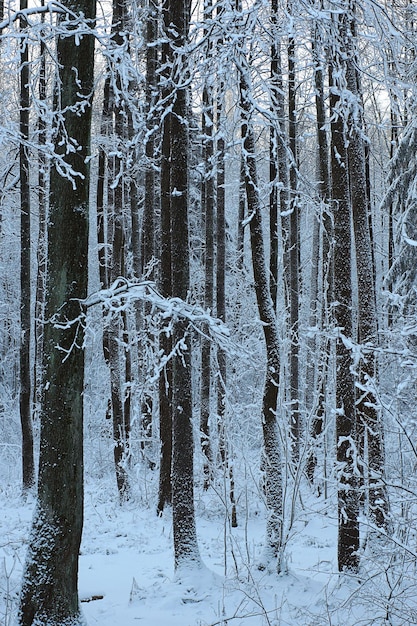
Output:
[
  {"left": 345, "top": 5, "right": 388, "bottom": 528},
  {"left": 169, "top": 0, "right": 202, "bottom": 570},
  {"left": 157, "top": 2, "right": 173, "bottom": 515},
  {"left": 306, "top": 18, "right": 331, "bottom": 487},
  {"left": 200, "top": 2, "right": 215, "bottom": 486},
  {"left": 33, "top": 2, "right": 48, "bottom": 426},
  {"left": 239, "top": 52, "right": 283, "bottom": 572},
  {"left": 287, "top": 17, "right": 300, "bottom": 463},
  {"left": 18, "top": 0, "right": 95, "bottom": 619},
  {"left": 104, "top": 0, "right": 131, "bottom": 501},
  {"left": 330, "top": 40, "right": 359, "bottom": 571},
  {"left": 19, "top": 0, "right": 35, "bottom": 492},
  {"left": 139, "top": 0, "right": 159, "bottom": 458}
]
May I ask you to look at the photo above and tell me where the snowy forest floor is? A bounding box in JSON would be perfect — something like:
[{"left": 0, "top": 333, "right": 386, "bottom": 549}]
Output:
[{"left": 2, "top": 467, "right": 417, "bottom": 626}]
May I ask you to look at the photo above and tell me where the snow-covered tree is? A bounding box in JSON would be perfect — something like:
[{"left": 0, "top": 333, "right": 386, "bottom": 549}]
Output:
[{"left": 18, "top": 0, "right": 96, "bottom": 620}]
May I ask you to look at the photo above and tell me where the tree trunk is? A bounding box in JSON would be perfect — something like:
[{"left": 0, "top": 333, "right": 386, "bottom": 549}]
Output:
[
  {"left": 200, "top": 4, "right": 215, "bottom": 486},
  {"left": 345, "top": 6, "right": 388, "bottom": 528},
  {"left": 33, "top": 0, "right": 48, "bottom": 426},
  {"left": 237, "top": 153, "right": 245, "bottom": 268},
  {"left": 19, "top": 0, "right": 35, "bottom": 492},
  {"left": 169, "top": 0, "right": 202, "bottom": 570},
  {"left": 306, "top": 19, "right": 331, "bottom": 487},
  {"left": 105, "top": 0, "right": 131, "bottom": 501},
  {"left": 216, "top": 48, "right": 237, "bottom": 526},
  {"left": 157, "top": 7, "right": 173, "bottom": 515},
  {"left": 330, "top": 43, "right": 359, "bottom": 571},
  {"left": 269, "top": 0, "right": 279, "bottom": 308},
  {"left": 239, "top": 52, "right": 283, "bottom": 572},
  {"left": 18, "top": 0, "right": 95, "bottom": 620},
  {"left": 139, "top": 0, "right": 159, "bottom": 456},
  {"left": 287, "top": 20, "right": 300, "bottom": 462}
]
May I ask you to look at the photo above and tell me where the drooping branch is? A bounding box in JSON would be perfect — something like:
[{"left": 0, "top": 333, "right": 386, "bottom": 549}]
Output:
[{"left": 83, "top": 278, "right": 232, "bottom": 350}]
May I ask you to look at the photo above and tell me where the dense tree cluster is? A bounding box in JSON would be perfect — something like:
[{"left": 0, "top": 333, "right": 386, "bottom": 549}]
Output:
[{"left": 0, "top": 0, "right": 416, "bottom": 622}]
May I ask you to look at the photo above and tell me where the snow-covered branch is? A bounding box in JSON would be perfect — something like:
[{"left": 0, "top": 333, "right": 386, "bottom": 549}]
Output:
[{"left": 83, "top": 278, "right": 233, "bottom": 352}]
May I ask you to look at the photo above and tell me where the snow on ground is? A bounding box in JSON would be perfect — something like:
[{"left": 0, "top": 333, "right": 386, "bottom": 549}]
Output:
[{"left": 1, "top": 473, "right": 417, "bottom": 626}]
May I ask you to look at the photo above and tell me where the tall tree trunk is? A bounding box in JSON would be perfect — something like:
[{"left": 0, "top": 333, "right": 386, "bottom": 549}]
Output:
[
  {"left": 157, "top": 6, "right": 173, "bottom": 515},
  {"left": 106, "top": 0, "right": 131, "bottom": 501},
  {"left": 18, "top": 0, "right": 95, "bottom": 620},
  {"left": 19, "top": 0, "right": 35, "bottom": 492},
  {"left": 239, "top": 52, "right": 283, "bottom": 572},
  {"left": 330, "top": 37, "right": 359, "bottom": 570},
  {"left": 97, "top": 76, "right": 111, "bottom": 292},
  {"left": 345, "top": 4, "right": 388, "bottom": 528},
  {"left": 287, "top": 15, "right": 300, "bottom": 462},
  {"left": 200, "top": 0, "right": 215, "bottom": 488},
  {"left": 269, "top": 0, "right": 279, "bottom": 309},
  {"left": 169, "top": 0, "right": 202, "bottom": 570},
  {"left": 306, "top": 18, "right": 331, "bottom": 487},
  {"left": 108, "top": 154, "right": 130, "bottom": 500},
  {"left": 142, "top": 0, "right": 157, "bottom": 280},
  {"left": 139, "top": 0, "right": 159, "bottom": 457},
  {"left": 216, "top": 35, "right": 237, "bottom": 526},
  {"left": 387, "top": 81, "right": 398, "bottom": 328},
  {"left": 33, "top": 0, "right": 48, "bottom": 426},
  {"left": 237, "top": 153, "right": 245, "bottom": 268}
]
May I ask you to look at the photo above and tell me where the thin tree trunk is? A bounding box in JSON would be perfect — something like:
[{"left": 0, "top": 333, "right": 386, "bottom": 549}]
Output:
[
  {"left": 216, "top": 52, "right": 237, "bottom": 527},
  {"left": 239, "top": 52, "right": 283, "bottom": 572},
  {"left": 108, "top": 153, "right": 130, "bottom": 500},
  {"left": 200, "top": 2, "right": 215, "bottom": 486},
  {"left": 33, "top": 0, "right": 48, "bottom": 425},
  {"left": 306, "top": 19, "right": 331, "bottom": 486},
  {"left": 269, "top": 0, "right": 279, "bottom": 308},
  {"left": 19, "top": 0, "right": 35, "bottom": 492},
  {"left": 139, "top": 0, "right": 159, "bottom": 467},
  {"left": 287, "top": 19, "right": 300, "bottom": 462},
  {"left": 105, "top": 0, "right": 131, "bottom": 501},
  {"left": 237, "top": 153, "right": 245, "bottom": 268},
  {"left": 157, "top": 9, "right": 173, "bottom": 515}
]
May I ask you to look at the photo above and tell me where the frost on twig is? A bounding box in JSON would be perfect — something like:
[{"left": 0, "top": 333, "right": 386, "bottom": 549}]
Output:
[{"left": 83, "top": 277, "right": 235, "bottom": 353}]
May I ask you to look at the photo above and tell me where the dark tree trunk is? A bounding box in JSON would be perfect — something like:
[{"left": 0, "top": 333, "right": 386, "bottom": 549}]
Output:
[
  {"left": 139, "top": 0, "right": 159, "bottom": 458},
  {"left": 157, "top": 7, "right": 173, "bottom": 515},
  {"left": 306, "top": 19, "right": 331, "bottom": 487},
  {"left": 200, "top": 0, "right": 215, "bottom": 488},
  {"left": 19, "top": 0, "right": 35, "bottom": 492},
  {"left": 237, "top": 153, "right": 245, "bottom": 268},
  {"left": 169, "top": 0, "right": 202, "bottom": 569},
  {"left": 269, "top": 0, "right": 279, "bottom": 308},
  {"left": 216, "top": 45, "right": 237, "bottom": 526},
  {"left": 97, "top": 76, "right": 111, "bottom": 292},
  {"left": 108, "top": 169, "right": 130, "bottom": 500},
  {"left": 274, "top": 38, "right": 290, "bottom": 304},
  {"left": 142, "top": 0, "right": 157, "bottom": 279},
  {"left": 104, "top": 0, "right": 131, "bottom": 501},
  {"left": 345, "top": 7, "right": 388, "bottom": 528},
  {"left": 33, "top": 0, "right": 48, "bottom": 425},
  {"left": 287, "top": 22, "right": 300, "bottom": 462},
  {"left": 330, "top": 43, "right": 359, "bottom": 571},
  {"left": 18, "top": 0, "right": 95, "bottom": 620},
  {"left": 239, "top": 52, "right": 283, "bottom": 572},
  {"left": 157, "top": 122, "right": 173, "bottom": 512}
]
